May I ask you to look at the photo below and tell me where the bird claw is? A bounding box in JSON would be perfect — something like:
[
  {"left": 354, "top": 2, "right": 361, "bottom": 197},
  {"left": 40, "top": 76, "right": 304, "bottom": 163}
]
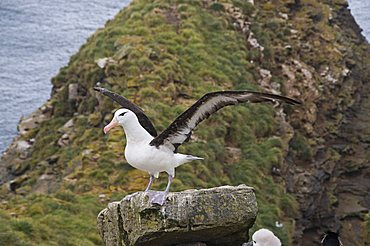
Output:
[{"left": 146, "top": 191, "right": 168, "bottom": 205}]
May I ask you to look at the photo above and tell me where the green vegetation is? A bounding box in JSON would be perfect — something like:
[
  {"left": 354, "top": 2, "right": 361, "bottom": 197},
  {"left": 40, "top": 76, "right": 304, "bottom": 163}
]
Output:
[
  {"left": 1, "top": 0, "right": 369, "bottom": 245},
  {"left": 0, "top": 192, "right": 103, "bottom": 245}
]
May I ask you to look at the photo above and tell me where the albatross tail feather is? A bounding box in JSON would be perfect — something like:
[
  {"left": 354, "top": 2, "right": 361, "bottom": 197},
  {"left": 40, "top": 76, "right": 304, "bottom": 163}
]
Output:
[
  {"left": 187, "top": 155, "right": 204, "bottom": 161},
  {"left": 174, "top": 154, "right": 203, "bottom": 167}
]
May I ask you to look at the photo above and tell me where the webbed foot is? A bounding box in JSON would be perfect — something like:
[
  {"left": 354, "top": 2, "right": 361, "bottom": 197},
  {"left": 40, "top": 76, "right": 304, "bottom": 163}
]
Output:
[{"left": 146, "top": 191, "right": 168, "bottom": 205}]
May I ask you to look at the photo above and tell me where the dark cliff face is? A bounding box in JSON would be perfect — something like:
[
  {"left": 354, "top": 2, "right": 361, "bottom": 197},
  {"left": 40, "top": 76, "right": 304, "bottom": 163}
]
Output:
[
  {"left": 281, "top": 2, "right": 370, "bottom": 244},
  {"left": 0, "top": 0, "right": 369, "bottom": 245}
]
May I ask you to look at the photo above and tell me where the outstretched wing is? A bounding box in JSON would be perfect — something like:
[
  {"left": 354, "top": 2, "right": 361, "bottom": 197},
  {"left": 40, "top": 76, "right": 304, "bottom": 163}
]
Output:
[
  {"left": 94, "top": 87, "right": 157, "bottom": 137},
  {"left": 149, "top": 90, "right": 301, "bottom": 151}
]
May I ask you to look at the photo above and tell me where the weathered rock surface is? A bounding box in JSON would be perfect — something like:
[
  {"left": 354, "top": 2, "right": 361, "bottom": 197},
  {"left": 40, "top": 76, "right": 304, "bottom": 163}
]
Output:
[{"left": 97, "top": 185, "right": 257, "bottom": 246}]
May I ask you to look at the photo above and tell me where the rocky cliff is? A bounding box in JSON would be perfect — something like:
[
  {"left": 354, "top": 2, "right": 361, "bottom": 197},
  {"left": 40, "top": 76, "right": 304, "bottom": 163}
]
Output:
[{"left": 0, "top": 0, "right": 369, "bottom": 245}]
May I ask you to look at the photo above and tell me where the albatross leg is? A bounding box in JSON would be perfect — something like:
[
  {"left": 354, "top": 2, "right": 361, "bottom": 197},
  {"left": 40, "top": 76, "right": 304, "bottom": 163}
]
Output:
[
  {"left": 164, "top": 175, "right": 173, "bottom": 193},
  {"left": 148, "top": 175, "right": 173, "bottom": 205},
  {"left": 145, "top": 175, "right": 155, "bottom": 192}
]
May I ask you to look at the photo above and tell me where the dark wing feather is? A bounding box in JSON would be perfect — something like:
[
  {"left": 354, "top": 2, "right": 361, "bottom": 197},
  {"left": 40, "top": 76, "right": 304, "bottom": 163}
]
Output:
[
  {"left": 94, "top": 87, "right": 157, "bottom": 137},
  {"left": 150, "top": 90, "right": 301, "bottom": 151}
]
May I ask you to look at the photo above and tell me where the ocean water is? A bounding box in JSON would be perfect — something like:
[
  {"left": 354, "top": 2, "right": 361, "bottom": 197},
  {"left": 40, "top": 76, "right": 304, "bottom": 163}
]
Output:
[
  {"left": 0, "top": 1, "right": 369, "bottom": 154},
  {"left": 0, "top": 0, "right": 129, "bottom": 153},
  {"left": 348, "top": 0, "right": 370, "bottom": 41}
]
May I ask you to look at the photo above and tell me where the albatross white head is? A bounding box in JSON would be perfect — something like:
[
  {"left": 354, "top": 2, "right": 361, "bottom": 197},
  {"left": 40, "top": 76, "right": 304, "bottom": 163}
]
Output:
[
  {"left": 103, "top": 108, "right": 153, "bottom": 143},
  {"left": 104, "top": 108, "right": 133, "bottom": 134}
]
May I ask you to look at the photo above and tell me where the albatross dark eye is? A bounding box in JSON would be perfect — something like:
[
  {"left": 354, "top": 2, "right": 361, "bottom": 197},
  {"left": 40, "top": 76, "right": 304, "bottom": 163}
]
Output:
[{"left": 119, "top": 112, "right": 127, "bottom": 117}]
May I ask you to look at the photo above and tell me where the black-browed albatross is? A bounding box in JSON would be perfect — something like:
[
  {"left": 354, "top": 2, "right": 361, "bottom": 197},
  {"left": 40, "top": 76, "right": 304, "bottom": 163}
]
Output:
[{"left": 94, "top": 87, "right": 301, "bottom": 205}]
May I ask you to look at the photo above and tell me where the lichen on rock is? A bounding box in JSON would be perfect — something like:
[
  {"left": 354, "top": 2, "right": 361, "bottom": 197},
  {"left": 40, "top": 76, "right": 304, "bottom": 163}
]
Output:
[{"left": 97, "top": 185, "right": 257, "bottom": 246}]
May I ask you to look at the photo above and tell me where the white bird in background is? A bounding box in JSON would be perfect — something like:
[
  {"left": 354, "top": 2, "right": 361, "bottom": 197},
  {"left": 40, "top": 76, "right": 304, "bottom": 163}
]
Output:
[
  {"left": 94, "top": 87, "right": 301, "bottom": 205},
  {"left": 243, "top": 228, "right": 281, "bottom": 246},
  {"left": 275, "top": 221, "right": 284, "bottom": 228}
]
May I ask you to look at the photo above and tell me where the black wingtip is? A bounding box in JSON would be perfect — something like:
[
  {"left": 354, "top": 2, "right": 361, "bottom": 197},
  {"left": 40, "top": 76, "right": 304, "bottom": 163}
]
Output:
[
  {"left": 287, "top": 98, "right": 302, "bottom": 105},
  {"left": 259, "top": 92, "right": 302, "bottom": 105},
  {"left": 93, "top": 86, "right": 104, "bottom": 92},
  {"left": 272, "top": 93, "right": 302, "bottom": 105}
]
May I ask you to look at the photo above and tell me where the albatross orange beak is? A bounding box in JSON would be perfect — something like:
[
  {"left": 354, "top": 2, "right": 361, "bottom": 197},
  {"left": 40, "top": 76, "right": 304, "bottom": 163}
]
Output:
[{"left": 104, "top": 118, "right": 119, "bottom": 134}]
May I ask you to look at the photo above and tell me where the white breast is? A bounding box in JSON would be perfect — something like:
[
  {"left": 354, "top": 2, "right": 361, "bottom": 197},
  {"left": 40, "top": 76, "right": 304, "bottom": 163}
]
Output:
[{"left": 124, "top": 142, "right": 175, "bottom": 174}]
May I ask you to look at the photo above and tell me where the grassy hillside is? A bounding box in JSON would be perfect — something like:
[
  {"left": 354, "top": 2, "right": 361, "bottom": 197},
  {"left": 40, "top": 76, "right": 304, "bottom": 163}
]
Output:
[{"left": 0, "top": 0, "right": 369, "bottom": 245}]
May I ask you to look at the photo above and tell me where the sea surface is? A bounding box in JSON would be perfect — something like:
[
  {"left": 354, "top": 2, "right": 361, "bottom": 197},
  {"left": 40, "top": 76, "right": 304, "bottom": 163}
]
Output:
[
  {"left": 348, "top": 0, "right": 370, "bottom": 41},
  {"left": 0, "top": 0, "right": 129, "bottom": 153},
  {"left": 0, "top": 0, "right": 369, "bottom": 154}
]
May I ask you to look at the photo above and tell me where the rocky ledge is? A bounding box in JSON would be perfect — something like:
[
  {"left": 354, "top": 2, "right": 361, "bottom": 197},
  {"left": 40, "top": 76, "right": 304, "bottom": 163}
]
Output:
[{"left": 97, "top": 185, "right": 257, "bottom": 246}]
